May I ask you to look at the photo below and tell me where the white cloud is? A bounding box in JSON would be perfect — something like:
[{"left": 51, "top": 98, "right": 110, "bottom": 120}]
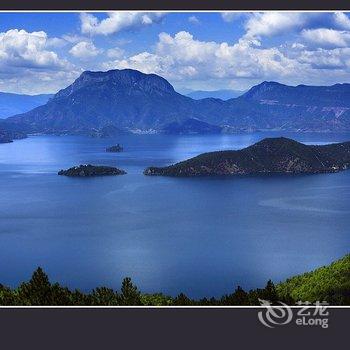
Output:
[
  {"left": 103, "top": 31, "right": 300, "bottom": 86},
  {"left": 244, "top": 12, "right": 307, "bottom": 38},
  {"left": 80, "top": 11, "right": 165, "bottom": 36},
  {"left": 220, "top": 12, "right": 243, "bottom": 23},
  {"left": 0, "top": 29, "right": 68, "bottom": 70},
  {"left": 188, "top": 16, "right": 200, "bottom": 25},
  {"left": 46, "top": 37, "right": 67, "bottom": 48},
  {"left": 291, "top": 42, "right": 306, "bottom": 50},
  {"left": 69, "top": 41, "right": 102, "bottom": 59},
  {"left": 0, "top": 29, "right": 80, "bottom": 94},
  {"left": 334, "top": 12, "right": 350, "bottom": 30},
  {"left": 0, "top": 69, "right": 81, "bottom": 94},
  {"left": 101, "top": 29, "right": 350, "bottom": 90},
  {"left": 302, "top": 28, "right": 350, "bottom": 48},
  {"left": 106, "top": 47, "right": 124, "bottom": 59},
  {"left": 297, "top": 48, "right": 348, "bottom": 69},
  {"left": 62, "top": 34, "right": 89, "bottom": 44}
]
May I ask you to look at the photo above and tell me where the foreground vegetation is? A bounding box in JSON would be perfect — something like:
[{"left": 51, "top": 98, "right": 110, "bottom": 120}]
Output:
[
  {"left": 1, "top": 255, "right": 349, "bottom": 306},
  {"left": 277, "top": 254, "right": 350, "bottom": 305}
]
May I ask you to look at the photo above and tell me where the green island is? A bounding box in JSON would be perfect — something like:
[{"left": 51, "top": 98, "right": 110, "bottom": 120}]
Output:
[{"left": 1, "top": 254, "right": 349, "bottom": 306}]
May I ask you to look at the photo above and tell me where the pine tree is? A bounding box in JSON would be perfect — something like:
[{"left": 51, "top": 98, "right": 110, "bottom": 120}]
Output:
[
  {"left": 119, "top": 277, "right": 142, "bottom": 305},
  {"left": 17, "top": 267, "right": 53, "bottom": 305}
]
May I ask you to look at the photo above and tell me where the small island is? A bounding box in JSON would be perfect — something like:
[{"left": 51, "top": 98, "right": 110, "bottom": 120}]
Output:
[
  {"left": 58, "top": 164, "right": 126, "bottom": 177},
  {"left": 106, "top": 144, "right": 123, "bottom": 152},
  {"left": 144, "top": 137, "right": 350, "bottom": 177}
]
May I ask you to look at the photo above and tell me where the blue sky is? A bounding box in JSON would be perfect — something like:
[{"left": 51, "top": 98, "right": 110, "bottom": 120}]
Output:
[{"left": 1, "top": 11, "right": 350, "bottom": 94}]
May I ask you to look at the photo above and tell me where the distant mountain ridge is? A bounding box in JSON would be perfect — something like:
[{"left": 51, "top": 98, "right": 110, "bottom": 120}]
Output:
[
  {"left": 0, "top": 92, "right": 52, "bottom": 119},
  {"left": 186, "top": 89, "right": 245, "bottom": 100},
  {"left": 242, "top": 81, "right": 350, "bottom": 106},
  {"left": 235, "top": 81, "right": 350, "bottom": 132},
  {"left": 7, "top": 69, "right": 350, "bottom": 135}
]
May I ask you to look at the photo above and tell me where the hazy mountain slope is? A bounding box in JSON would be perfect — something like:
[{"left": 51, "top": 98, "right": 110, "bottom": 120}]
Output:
[
  {"left": 161, "top": 118, "right": 222, "bottom": 134},
  {"left": 0, "top": 92, "right": 52, "bottom": 119},
  {"left": 186, "top": 89, "right": 245, "bottom": 100},
  {"left": 232, "top": 81, "right": 350, "bottom": 131},
  {"left": 241, "top": 81, "right": 350, "bottom": 106}
]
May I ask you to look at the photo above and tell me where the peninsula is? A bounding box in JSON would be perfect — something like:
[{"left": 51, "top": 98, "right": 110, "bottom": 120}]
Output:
[{"left": 144, "top": 137, "right": 350, "bottom": 177}]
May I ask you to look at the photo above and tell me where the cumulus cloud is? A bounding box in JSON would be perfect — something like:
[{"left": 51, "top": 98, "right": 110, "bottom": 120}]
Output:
[
  {"left": 101, "top": 28, "right": 350, "bottom": 90},
  {"left": 297, "top": 48, "right": 348, "bottom": 69},
  {"left": 334, "top": 12, "right": 350, "bottom": 30},
  {"left": 302, "top": 28, "right": 350, "bottom": 48},
  {"left": 0, "top": 29, "right": 69, "bottom": 70},
  {"left": 80, "top": 11, "right": 165, "bottom": 36},
  {"left": 244, "top": 12, "right": 307, "bottom": 38},
  {"left": 103, "top": 31, "right": 301, "bottom": 87},
  {"left": 0, "top": 29, "right": 80, "bottom": 94},
  {"left": 69, "top": 41, "right": 102, "bottom": 59}
]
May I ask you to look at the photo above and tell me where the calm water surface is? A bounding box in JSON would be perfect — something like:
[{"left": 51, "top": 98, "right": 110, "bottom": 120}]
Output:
[{"left": 0, "top": 131, "right": 349, "bottom": 298}]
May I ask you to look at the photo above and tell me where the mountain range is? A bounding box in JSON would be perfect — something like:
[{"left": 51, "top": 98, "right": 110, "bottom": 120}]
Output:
[
  {"left": 185, "top": 89, "right": 245, "bottom": 100},
  {"left": 4, "top": 68, "right": 350, "bottom": 138}
]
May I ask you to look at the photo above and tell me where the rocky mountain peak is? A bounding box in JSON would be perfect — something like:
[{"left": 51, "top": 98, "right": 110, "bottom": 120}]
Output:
[{"left": 54, "top": 69, "right": 175, "bottom": 100}]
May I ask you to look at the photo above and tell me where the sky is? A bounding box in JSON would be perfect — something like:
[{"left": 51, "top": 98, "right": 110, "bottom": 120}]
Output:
[{"left": 1, "top": 11, "right": 350, "bottom": 94}]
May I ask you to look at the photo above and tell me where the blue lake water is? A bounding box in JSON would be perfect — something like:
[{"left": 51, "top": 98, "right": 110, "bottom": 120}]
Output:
[{"left": 0, "top": 131, "right": 349, "bottom": 298}]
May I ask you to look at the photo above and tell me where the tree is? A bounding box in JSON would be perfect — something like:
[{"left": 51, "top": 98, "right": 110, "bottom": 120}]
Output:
[
  {"left": 262, "top": 280, "right": 278, "bottom": 303},
  {"left": 17, "top": 267, "right": 53, "bottom": 305},
  {"left": 248, "top": 280, "right": 278, "bottom": 305},
  {"left": 119, "top": 277, "right": 142, "bottom": 305},
  {"left": 221, "top": 286, "right": 249, "bottom": 305},
  {"left": 173, "top": 293, "right": 194, "bottom": 306},
  {"left": 0, "top": 284, "right": 17, "bottom": 305},
  {"left": 91, "top": 287, "right": 119, "bottom": 305}
]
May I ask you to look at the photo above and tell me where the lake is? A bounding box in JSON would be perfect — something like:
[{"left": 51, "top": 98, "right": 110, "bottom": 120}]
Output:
[{"left": 0, "top": 131, "right": 349, "bottom": 298}]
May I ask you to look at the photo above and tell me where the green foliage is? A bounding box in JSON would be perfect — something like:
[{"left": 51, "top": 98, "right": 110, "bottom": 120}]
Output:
[
  {"left": 91, "top": 287, "right": 119, "bottom": 306},
  {"left": 277, "top": 254, "right": 350, "bottom": 304},
  {"left": 140, "top": 293, "right": 173, "bottom": 306},
  {"left": 0, "top": 284, "right": 17, "bottom": 305},
  {"left": 0, "top": 255, "right": 349, "bottom": 306}
]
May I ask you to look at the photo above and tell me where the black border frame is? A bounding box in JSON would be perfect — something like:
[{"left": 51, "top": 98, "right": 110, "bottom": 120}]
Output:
[{"left": 0, "top": 1, "right": 349, "bottom": 11}]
